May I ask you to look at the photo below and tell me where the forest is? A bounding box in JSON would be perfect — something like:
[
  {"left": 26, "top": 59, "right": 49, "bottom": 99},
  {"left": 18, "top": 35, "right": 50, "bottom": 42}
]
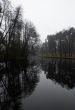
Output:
[
  {"left": 0, "top": 0, "right": 40, "bottom": 62},
  {"left": 0, "top": 0, "right": 75, "bottom": 62},
  {"left": 42, "top": 27, "right": 75, "bottom": 59}
]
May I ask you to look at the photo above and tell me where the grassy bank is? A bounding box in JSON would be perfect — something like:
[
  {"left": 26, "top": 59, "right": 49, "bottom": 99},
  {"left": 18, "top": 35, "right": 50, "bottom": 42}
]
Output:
[{"left": 39, "top": 54, "right": 75, "bottom": 59}]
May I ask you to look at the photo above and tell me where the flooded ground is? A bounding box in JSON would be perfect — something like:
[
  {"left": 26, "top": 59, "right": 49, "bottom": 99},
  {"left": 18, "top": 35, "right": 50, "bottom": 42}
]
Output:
[{"left": 0, "top": 59, "right": 75, "bottom": 110}]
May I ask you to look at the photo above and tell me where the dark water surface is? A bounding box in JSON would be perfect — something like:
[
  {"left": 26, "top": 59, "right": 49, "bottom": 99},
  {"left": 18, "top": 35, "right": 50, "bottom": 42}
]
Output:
[{"left": 0, "top": 59, "right": 75, "bottom": 110}]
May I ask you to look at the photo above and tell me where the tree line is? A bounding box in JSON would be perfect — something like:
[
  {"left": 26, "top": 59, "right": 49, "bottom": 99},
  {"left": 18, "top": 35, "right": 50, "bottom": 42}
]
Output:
[
  {"left": 41, "top": 27, "right": 75, "bottom": 58},
  {"left": 0, "top": 0, "right": 40, "bottom": 62}
]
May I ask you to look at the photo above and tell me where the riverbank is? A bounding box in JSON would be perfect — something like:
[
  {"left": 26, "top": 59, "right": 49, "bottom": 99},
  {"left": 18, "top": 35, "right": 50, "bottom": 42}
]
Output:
[{"left": 39, "top": 54, "right": 75, "bottom": 60}]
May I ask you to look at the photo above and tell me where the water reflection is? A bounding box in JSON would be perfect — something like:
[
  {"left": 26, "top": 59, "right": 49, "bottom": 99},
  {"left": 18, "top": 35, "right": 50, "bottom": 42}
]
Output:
[
  {"left": 41, "top": 59, "right": 75, "bottom": 89},
  {"left": 0, "top": 60, "right": 40, "bottom": 110}
]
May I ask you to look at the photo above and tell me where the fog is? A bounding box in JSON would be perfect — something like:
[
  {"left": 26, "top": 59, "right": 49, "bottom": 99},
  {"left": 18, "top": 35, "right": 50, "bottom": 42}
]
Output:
[{"left": 11, "top": 0, "right": 75, "bottom": 42}]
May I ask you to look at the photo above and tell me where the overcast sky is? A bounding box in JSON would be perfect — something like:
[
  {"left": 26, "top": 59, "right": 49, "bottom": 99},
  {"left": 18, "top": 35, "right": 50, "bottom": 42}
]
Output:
[{"left": 10, "top": 0, "right": 75, "bottom": 42}]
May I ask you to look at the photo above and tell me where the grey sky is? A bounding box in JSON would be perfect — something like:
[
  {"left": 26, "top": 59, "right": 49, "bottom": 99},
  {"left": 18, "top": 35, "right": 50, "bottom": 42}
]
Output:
[{"left": 10, "top": 0, "right": 75, "bottom": 42}]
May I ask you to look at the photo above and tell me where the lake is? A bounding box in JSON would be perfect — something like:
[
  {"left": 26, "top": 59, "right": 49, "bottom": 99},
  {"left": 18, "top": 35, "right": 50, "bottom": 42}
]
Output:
[{"left": 0, "top": 59, "right": 75, "bottom": 110}]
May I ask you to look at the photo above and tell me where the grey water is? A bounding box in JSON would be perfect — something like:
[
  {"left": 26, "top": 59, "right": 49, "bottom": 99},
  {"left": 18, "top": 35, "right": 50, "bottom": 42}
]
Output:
[{"left": 0, "top": 59, "right": 75, "bottom": 110}]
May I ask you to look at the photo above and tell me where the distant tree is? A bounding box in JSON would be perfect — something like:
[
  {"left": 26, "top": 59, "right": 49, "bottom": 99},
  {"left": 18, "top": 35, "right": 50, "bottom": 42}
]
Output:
[
  {"left": 22, "top": 21, "right": 40, "bottom": 58},
  {"left": 42, "top": 27, "right": 75, "bottom": 58},
  {"left": 47, "top": 35, "right": 56, "bottom": 56}
]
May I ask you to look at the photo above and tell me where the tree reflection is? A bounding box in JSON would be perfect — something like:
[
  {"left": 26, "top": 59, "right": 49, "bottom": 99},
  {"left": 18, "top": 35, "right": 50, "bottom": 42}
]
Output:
[
  {"left": 0, "top": 60, "right": 40, "bottom": 110},
  {"left": 41, "top": 59, "right": 75, "bottom": 89}
]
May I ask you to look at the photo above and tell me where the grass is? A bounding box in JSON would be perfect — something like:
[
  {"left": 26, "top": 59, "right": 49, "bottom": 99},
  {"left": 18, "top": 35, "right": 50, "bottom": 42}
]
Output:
[{"left": 39, "top": 53, "right": 75, "bottom": 59}]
